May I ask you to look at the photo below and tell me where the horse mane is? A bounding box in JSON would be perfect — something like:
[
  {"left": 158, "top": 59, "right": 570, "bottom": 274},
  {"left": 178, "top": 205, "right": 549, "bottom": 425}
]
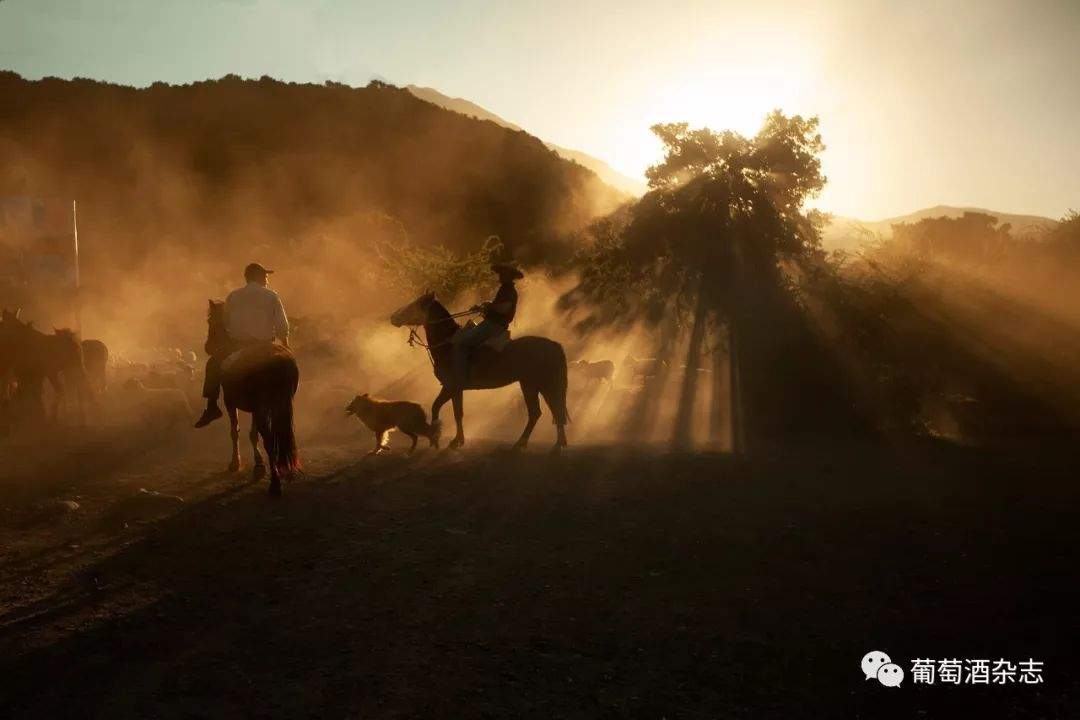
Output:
[{"left": 428, "top": 298, "right": 452, "bottom": 322}]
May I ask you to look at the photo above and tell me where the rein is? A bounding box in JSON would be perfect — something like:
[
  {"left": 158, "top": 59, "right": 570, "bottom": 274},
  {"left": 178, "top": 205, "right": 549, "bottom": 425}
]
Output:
[{"left": 404, "top": 308, "right": 478, "bottom": 367}]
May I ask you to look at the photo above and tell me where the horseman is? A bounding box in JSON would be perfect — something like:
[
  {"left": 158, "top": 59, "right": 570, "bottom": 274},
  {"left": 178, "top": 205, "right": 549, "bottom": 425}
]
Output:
[
  {"left": 195, "top": 262, "right": 290, "bottom": 428},
  {"left": 451, "top": 263, "right": 523, "bottom": 390}
]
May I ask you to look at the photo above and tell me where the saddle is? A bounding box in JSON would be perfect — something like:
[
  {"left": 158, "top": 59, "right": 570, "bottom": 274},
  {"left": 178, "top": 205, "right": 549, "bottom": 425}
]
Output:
[
  {"left": 221, "top": 340, "right": 290, "bottom": 377},
  {"left": 451, "top": 320, "right": 511, "bottom": 352}
]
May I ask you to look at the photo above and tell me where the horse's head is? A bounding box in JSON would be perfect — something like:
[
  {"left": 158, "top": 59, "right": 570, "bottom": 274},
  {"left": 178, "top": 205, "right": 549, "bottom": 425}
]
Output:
[
  {"left": 0, "top": 308, "right": 28, "bottom": 344},
  {"left": 205, "top": 299, "right": 228, "bottom": 350},
  {"left": 207, "top": 300, "right": 226, "bottom": 330},
  {"left": 1, "top": 307, "right": 23, "bottom": 330},
  {"left": 390, "top": 291, "right": 436, "bottom": 327}
]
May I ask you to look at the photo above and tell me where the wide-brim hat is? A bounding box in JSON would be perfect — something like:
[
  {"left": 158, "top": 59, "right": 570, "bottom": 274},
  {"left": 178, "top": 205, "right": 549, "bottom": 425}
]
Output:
[{"left": 492, "top": 263, "right": 523, "bottom": 280}]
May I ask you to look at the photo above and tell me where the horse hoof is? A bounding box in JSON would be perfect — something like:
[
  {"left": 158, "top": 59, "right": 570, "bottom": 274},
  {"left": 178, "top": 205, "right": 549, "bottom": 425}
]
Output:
[
  {"left": 549, "top": 445, "right": 562, "bottom": 457},
  {"left": 268, "top": 482, "right": 282, "bottom": 498},
  {"left": 228, "top": 460, "right": 241, "bottom": 473},
  {"left": 253, "top": 464, "right": 266, "bottom": 480},
  {"left": 449, "top": 438, "right": 464, "bottom": 449}
]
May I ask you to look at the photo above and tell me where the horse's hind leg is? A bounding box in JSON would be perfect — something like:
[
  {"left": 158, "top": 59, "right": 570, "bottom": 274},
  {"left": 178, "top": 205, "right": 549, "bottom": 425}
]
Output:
[
  {"left": 540, "top": 387, "right": 569, "bottom": 455},
  {"left": 405, "top": 433, "right": 418, "bottom": 455},
  {"left": 256, "top": 412, "right": 281, "bottom": 497},
  {"left": 227, "top": 406, "right": 242, "bottom": 472},
  {"left": 250, "top": 415, "right": 266, "bottom": 480},
  {"left": 513, "top": 384, "right": 542, "bottom": 451}
]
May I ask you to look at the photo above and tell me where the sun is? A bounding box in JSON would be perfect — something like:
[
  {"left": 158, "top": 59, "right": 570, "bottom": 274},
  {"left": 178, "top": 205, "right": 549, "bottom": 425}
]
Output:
[{"left": 609, "top": 32, "right": 821, "bottom": 185}]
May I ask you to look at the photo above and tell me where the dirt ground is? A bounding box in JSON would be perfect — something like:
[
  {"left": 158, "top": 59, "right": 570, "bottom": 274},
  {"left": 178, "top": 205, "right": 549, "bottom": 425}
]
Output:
[{"left": 0, "top": 423, "right": 1076, "bottom": 718}]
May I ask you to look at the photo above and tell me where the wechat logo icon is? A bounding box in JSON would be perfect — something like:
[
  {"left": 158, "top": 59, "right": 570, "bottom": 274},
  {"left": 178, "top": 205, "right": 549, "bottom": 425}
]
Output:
[{"left": 862, "top": 650, "right": 904, "bottom": 687}]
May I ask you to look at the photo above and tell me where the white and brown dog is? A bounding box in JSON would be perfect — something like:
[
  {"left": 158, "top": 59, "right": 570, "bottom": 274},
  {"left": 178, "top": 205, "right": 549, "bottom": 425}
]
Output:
[{"left": 345, "top": 393, "right": 441, "bottom": 455}]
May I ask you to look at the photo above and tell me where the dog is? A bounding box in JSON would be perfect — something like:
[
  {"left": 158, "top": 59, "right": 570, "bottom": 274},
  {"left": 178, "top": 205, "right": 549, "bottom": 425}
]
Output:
[{"left": 345, "top": 393, "right": 442, "bottom": 455}]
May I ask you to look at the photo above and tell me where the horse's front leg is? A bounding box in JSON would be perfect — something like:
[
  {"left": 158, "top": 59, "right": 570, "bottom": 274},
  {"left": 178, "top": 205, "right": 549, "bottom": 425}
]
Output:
[
  {"left": 513, "top": 384, "right": 542, "bottom": 451},
  {"left": 448, "top": 391, "right": 465, "bottom": 448},
  {"left": 431, "top": 385, "right": 453, "bottom": 423},
  {"left": 250, "top": 415, "right": 265, "bottom": 480},
  {"left": 227, "top": 405, "right": 241, "bottom": 472}
]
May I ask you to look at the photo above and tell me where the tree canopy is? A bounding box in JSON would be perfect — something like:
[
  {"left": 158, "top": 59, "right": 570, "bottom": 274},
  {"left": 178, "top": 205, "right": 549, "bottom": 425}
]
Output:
[{"left": 564, "top": 111, "right": 828, "bottom": 330}]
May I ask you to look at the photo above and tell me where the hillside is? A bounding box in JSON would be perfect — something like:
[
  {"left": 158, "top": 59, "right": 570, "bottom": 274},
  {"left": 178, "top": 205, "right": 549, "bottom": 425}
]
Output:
[
  {"left": 406, "top": 85, "right": 648, "bottom": 198},
  {"left": 0, "top": 72, "right": 624, "bottom": 275},
  {"left": 822, "top": 205, "right": 1059, "bottom": 252}
]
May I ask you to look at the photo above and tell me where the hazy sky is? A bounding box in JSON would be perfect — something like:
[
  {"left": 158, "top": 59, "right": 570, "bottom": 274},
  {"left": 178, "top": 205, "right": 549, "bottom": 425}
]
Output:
[{"left": 3, "top": 0, "right": 1078, "bottom": 219}]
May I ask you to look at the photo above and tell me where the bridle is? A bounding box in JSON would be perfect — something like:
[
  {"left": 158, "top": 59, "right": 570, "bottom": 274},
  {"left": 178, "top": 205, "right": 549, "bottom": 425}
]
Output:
[{"left": 404, "top": 307, "right": 478, "bottom": 367}]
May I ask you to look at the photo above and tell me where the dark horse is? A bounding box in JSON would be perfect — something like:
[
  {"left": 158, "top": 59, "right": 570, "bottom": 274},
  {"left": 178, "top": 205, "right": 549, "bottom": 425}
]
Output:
[
  {"left": 390, "top": 292, "right": 569, "bottom": 454},
  {"left": 1, "top": 307, "right": 94, "bottom": 424},
  {"left": 206, "top": 300, "right": 300, "bottom": 496}
]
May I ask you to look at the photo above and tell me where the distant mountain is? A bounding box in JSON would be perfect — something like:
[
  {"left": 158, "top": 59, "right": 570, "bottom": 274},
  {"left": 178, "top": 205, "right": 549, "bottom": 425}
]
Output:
[
  {"left": 822, "top": 205, "right": 1059, "bottom": 252},
  {"left": 0, "top": 72, "right": 626, "bottom": 271},
  {"left": 406, "top": 85, "right": 648, "bottom": 198}
]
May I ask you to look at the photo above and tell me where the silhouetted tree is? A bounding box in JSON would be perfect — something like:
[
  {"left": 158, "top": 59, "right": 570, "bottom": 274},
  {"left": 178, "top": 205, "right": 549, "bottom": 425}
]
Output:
[
  {"left": 892, "top": 212, "right": 1013, "bottom": 262},
  {"left": 563, "top": 112, "right": 833, "bottom": 449},
  {"left": 372, "top": 228, "right": 504, "bottom": 302},
  {"left": 1046, "top": 209, "right": 1080, "bottom": 258}
]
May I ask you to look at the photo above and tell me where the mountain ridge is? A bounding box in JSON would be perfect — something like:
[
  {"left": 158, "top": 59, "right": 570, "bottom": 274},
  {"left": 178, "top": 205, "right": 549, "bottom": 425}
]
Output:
[
  {"left": 406, "top": 84, "right": 647, "bottom": 198},
  {"left": 822, "top": 205, "right": 1059, "bottom": 252},
  {"left": 0, "top": 71, "right": 625, "bottom": 270}
]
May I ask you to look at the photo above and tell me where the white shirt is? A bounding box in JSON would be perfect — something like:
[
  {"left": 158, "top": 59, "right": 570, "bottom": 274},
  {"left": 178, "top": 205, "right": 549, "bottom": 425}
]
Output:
[{"left": 225, "top": 282, "right": 289, "bottom": 342}]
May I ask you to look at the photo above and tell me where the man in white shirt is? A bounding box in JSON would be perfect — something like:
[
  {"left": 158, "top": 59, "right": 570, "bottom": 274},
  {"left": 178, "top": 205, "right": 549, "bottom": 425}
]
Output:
[{"left": 194, "top": 262, "right": 290, "bottom": 428}]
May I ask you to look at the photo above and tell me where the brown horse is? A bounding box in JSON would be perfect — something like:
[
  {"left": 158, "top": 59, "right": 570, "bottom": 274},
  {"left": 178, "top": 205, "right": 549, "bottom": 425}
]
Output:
[
  {"left": 0, "top": 308, "right": 94, "bottom": 424},
  {"left": 390, "top": 292, "right": 569, "bottom": 454},
  {"left": 206, "top": 300, "right": 300, "bottom": 496}
]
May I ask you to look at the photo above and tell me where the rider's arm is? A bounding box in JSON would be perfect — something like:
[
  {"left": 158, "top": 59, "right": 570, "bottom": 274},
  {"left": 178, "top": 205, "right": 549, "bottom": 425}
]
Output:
[{"left": 272, "top": 294, "right": 290, "bottom": 345}]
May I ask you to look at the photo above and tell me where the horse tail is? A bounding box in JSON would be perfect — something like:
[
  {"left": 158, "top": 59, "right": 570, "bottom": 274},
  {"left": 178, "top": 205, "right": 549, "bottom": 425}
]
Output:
[
  {"left": 270, "top": 394, "right": 299, "bottom": 475},
  {"left": 549, "top": 343, "right": 571, "bottom": 425}
]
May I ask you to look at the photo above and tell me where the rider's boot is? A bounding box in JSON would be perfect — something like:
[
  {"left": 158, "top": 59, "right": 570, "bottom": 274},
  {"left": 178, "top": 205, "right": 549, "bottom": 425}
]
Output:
[{"left": 194, "top": 400, "right": 223, "bottom": 428}]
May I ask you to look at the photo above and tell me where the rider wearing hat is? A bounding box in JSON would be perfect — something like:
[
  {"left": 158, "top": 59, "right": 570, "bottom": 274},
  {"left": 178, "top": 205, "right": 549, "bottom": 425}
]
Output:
[
  {"left": 194, "top": 262, "right": 290, "bottom": 428},
  {"left": 452, "top": 263, "right": 523, "bottom": 389}
]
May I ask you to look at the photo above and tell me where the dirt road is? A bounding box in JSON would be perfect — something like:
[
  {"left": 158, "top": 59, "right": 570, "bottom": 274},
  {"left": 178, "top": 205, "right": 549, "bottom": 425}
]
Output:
[{"left": 1, "top": 428, "right": 1076, "bottom": 718}]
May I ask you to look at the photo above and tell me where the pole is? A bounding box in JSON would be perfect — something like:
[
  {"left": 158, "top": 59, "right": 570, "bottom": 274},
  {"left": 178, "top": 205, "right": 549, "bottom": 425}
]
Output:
[{"left": 72, "top": 199, "right": 82, "bottom": 335}]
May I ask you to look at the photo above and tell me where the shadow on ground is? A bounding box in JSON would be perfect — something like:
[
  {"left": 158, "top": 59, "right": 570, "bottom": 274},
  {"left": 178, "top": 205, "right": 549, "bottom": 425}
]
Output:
[{"left": 1, "top": 440, "right": 1076, "bottom": 718}]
